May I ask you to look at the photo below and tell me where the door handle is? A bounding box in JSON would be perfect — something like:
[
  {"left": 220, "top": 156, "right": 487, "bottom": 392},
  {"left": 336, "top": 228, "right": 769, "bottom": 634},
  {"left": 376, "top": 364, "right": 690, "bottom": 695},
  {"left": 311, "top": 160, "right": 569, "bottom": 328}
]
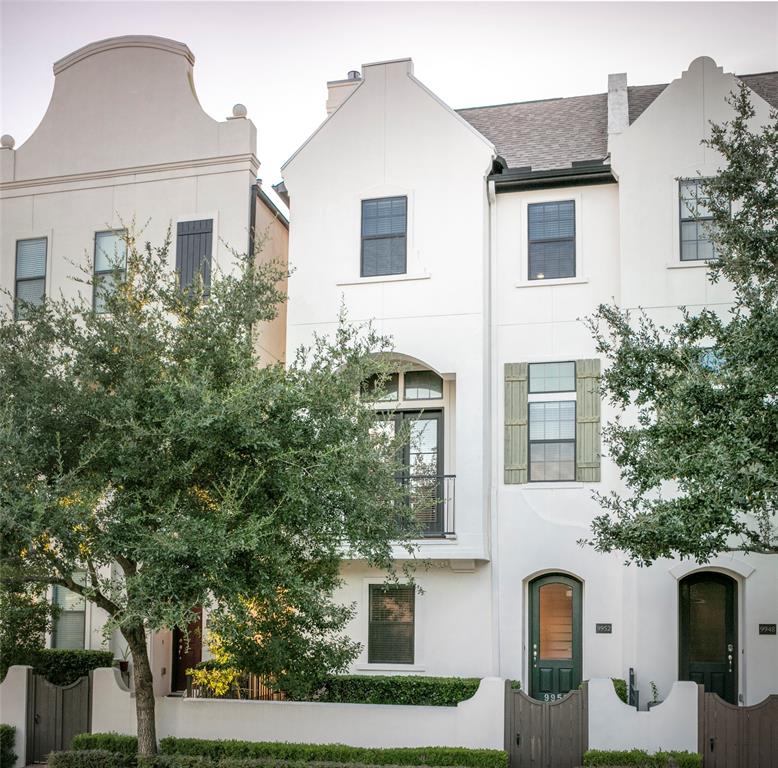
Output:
[
  {"left": 515, "top": 733, "right": 521, "bottom": 747},
  {"left": 34, "top": 713, "right": 40, "bottom": 724},
  {"left": 710, "top": 737, "right": 715, "bottom": 753}
]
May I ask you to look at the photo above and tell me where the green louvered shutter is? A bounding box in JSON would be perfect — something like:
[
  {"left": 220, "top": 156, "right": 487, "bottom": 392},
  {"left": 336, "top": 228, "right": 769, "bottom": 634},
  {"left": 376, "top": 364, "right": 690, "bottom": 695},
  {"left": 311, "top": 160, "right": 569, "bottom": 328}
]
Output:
[
  {"left": 505, "top": 363, "right": 528, "bottom": 484},
  {"left": 576, "top": 358, "right": 601, "bottom": 482}
]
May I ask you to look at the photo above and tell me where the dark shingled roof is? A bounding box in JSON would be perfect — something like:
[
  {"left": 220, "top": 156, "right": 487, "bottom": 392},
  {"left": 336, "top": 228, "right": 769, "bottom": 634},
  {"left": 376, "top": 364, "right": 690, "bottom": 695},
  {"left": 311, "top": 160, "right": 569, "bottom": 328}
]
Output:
[{"left": 457, "top": 72, "right": 778, "bottom": 172}]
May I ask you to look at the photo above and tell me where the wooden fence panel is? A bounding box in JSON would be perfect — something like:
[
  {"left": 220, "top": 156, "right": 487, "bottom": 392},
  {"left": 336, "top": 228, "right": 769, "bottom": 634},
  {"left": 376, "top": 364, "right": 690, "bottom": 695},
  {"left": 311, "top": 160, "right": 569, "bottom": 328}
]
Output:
[
  {"left": 701, "top": 691, "right": 778, "bottom": 768},
  {"left": 505, "top": 683, "right": 587, "bottom": 768}
]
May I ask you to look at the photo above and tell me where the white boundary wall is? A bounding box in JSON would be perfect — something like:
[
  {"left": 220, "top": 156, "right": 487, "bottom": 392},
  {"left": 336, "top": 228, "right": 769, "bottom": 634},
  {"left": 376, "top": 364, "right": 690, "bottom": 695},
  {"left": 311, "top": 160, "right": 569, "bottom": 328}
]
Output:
[
  {"left": 92, "top": 668, "right": 505, "bottom": 749},
  {"left": 0, "top": 666, "right": 31, "bottom": 768},
  {"left": 588, "top": 678, "right": 698, "bottom": 753}
]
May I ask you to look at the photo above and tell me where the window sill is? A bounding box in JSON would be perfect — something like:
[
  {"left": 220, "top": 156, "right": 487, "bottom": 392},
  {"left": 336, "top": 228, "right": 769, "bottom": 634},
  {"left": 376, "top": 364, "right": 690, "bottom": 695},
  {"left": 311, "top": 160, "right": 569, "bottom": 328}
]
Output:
[
  {"left": 355, "top": 664, "right": 426, "bottom": 673},
  {"left": 336, "top": 273, "right": 431, "bottom": 286},
  {"left": 523, "top": 481, "right": 585, "bottom": 489},
  {"left": 666, "top": 261, "right": 714, "bottom": 270},
  {"left": 515, "top": 276, "right": 588, "bottom": 288}
]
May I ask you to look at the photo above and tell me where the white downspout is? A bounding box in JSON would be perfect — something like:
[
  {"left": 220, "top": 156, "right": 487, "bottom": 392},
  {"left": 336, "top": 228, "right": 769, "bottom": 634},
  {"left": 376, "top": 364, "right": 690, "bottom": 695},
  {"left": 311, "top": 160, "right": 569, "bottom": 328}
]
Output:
[{"left": 486, "top": 177, "right": 502, "bottom": 677}]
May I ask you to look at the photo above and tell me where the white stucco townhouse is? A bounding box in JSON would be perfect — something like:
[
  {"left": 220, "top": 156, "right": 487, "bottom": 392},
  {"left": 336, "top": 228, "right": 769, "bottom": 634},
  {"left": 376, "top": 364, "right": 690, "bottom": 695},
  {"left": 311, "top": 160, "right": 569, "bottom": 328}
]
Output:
[
  {"left": 281, "top": 56, "right": 778, "bottom": 706},
  {"left": 0, "top": 36, "right": 288, "bottom": 696}
]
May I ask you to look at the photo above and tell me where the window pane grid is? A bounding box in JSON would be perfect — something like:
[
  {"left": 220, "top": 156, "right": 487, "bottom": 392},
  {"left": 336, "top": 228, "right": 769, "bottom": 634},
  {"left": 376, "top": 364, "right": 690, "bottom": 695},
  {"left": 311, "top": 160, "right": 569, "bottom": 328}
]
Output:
[
  {"left": 528, "top": 201, "right": 575, "bottom": 280},
  {"left": 529, "top": 362, "right": 576, "bottom": 393},
  {"left": 361, "top": 197, "right": 407, "bottom": 277},
  {"left": 529, "top": 400, "right": 576, "bottom": 481},
  {"left": 679, "top": 180, "right": 716, "bottom": 262}
]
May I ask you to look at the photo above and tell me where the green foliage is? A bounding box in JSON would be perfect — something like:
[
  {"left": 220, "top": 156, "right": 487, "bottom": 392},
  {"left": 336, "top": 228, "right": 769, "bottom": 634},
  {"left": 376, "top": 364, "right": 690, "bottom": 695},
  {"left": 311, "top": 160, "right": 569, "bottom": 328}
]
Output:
[
  {"left": 159, "top": 739, "right": 507, "bottom": 768},
  {"left": 0, "top": 724, "right": 16, "bottom": 768},
  {"left": 0, "top": 227, "right": 420, "bottom": 749},
  {"left": 0, "top": 584, "right": 57, "bottom": 679},
  {"left": 189, "top": 668, "right": 482, "bottom": 706},
  {"left": 19, "top": 649, "right": 114, "bottom": 686},
  {"left": 583, "top": 749, "right": 701, "bottom": 767},
  {"left": 585, "top": 86, "right": 778, "bottom": 563},
  {"left": 48, "top": 750, "right": 134, "bottom": 768},
  {"left": 72, "top": 733, "right": 139, "bottom": 755},
  {"left": 611, "top": 678, "right": 628, "bottom": 704},
  {"left": 311, "top": 675, "right": 480, "bottom": 706}
]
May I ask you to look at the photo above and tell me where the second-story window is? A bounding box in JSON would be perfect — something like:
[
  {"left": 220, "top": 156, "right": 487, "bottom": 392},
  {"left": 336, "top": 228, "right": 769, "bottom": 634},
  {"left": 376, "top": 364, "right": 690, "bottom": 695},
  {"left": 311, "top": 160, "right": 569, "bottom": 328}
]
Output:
[
  {"left": 680, "top": 179, "right": 716, "bottom": 261},
  {"left": 15, "top": 237, "right": 47, "bottom": 320},
  {"left": 361, "top": 196, "right": 407, "bottom": 277},
  {"left": 528, "top": 201, "right": 576, "bottom": 280},
  {"left": 52, "top": 575, "right": 86, "bottom": 650},
  {"left": 528, "top": 362, "right": 576, "bottom": 481},
  {"left": 93, "top": 230, "right": 127, "bottom": 313},
  {"left": 363, "top": 369, "right": 452, "bottom": 537}
]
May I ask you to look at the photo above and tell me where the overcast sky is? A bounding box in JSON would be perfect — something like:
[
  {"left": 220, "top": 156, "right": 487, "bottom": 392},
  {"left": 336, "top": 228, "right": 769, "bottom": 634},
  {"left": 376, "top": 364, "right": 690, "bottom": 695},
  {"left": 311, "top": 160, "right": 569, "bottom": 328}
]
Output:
[{"left": 2, "top": 1, "right": 777, "bottom": 190}]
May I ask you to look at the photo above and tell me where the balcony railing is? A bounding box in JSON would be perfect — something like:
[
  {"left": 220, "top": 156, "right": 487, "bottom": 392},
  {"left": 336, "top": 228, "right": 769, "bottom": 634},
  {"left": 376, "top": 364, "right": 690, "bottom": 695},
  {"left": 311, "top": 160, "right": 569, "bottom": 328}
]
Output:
[{"left": 399, "top": 474, "right": 455, "bottom": 538}]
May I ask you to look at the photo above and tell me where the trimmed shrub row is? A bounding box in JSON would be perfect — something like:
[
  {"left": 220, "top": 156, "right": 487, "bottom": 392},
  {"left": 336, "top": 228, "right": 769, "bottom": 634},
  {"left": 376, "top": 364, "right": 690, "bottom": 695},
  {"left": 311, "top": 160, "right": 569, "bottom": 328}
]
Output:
[
  {"left": 311, "top": 675, "right": 482, "bottom": 707},
  {"left": 54, "top": 756, "right": 502, "bottom": 768},
  {"left": 3, "top": 649, "right": 114, "bottom": 686},
  {"left": 160, "top": 739, "right": 507, "bottom": 768},
  {"left": 72, "top": 733, "right": 139, "bottom": 756},
  {"left": 70, "top": 736, "right": 507, "bottom": 768},
  {"left": 583, "top": 749, "right": 702, "bottom": 767},
  {"left": 0, "top": 724, "right": 16, "bottom": 768}
]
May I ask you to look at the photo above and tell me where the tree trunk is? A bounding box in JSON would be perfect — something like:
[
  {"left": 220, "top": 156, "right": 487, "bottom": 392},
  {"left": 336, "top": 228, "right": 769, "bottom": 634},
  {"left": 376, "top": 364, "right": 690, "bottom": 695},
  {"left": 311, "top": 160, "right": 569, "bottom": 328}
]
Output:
[{"left": 122, "top": 623, "right": 157, "bottom": 756}]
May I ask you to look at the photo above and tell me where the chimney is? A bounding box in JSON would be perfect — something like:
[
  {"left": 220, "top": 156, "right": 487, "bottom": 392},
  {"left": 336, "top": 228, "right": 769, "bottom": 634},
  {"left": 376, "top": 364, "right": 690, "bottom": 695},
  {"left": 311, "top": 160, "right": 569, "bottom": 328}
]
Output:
[
  {"left": 607, "top": 73, "right": 629, "bottom": 136},
  {"left": 326, "top": 69, "right": 362, "bottom": 116}
]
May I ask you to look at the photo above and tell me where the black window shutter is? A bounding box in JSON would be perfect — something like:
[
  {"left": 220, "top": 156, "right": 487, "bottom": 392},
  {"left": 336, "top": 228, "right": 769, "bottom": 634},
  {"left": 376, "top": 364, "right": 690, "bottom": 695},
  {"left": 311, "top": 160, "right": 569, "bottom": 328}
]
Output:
[
  {"left": 176, "top": 219, "right": 213, "bottom": 292},
  {"left": 368, "top": 584, "right": 415, "bottom": 664}
]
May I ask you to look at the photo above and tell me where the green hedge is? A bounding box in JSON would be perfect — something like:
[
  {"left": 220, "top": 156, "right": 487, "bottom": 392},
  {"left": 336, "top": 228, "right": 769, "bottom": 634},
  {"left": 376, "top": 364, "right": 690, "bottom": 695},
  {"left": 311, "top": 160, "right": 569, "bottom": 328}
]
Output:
[
  {"left": 0, "top": 724, "right": 16, "bottom": 768},
  {"left": 72, "top": 733, "right": 139, "bottom": 755},
  {"left": 6, "top": 649, "right": 115, "bottom": 686},
  {"left": 311, "top": 676, "right": 482, "bottom": 707},
  {"left": 160, "top": 739, "right": 507, "bottom": 768},
  {"left": 583, "top": 749, "right": 702, "bottom": 767},
  {"left": 48, "top": 750, "right": 134, "bottom": 768}
]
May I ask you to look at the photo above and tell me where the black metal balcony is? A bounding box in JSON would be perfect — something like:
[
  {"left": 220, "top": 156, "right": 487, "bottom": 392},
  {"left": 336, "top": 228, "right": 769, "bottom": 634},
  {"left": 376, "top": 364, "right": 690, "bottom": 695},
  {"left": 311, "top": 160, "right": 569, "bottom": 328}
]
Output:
[{"left": 399, "top": 474, "right": 455, "bottom": 538}]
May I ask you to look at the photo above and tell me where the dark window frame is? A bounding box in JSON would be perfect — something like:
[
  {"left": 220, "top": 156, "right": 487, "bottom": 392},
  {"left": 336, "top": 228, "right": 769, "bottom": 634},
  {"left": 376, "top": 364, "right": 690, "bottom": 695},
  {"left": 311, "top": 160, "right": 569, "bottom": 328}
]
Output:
[
  {"left": 360, "top": 196, "right": 408, "bottom": 278},
  {"left": 527, "top": 200, "right": 576, "bottom": 280},
  {"left": 678, "top": 178, "right": 716, "bottom": 262},
  {"left": 367, "top": 583, "right": 415, "bottom": 665},
  {"left": 528, "top": 399, "right": 577, "bottom": 483},
  {"left": 93, "top": 229, "right": 128, "bottom": 313},
  {"left": 528, "top": 361, "right": 577, "bottom": 395},
  {"left": 14, "top": 237, "right": 48, "bottom": 321}
]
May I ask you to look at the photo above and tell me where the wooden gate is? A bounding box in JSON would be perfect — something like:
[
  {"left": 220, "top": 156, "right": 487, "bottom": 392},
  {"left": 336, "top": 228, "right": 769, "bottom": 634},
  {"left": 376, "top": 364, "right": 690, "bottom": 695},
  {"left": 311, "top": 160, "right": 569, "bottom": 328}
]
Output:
[
  {"left": 505, "top": 682, "right": 587, "bottom": 768},
  {"left": 700, "top": 690, "right": 778, "bottom": 768},
  {"left": 26, "top": 674, "right": 91, "bottom": 763}
]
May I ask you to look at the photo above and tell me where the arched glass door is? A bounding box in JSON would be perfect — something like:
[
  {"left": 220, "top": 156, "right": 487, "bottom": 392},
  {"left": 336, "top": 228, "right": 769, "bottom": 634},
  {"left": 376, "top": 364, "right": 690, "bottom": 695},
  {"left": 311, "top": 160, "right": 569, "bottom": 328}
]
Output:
[
  {"left": 529, "top": 574, "right": 582, "bottom": 700},
  {"left": 679, "top": 572, "right": 737, "bottom": 703}
]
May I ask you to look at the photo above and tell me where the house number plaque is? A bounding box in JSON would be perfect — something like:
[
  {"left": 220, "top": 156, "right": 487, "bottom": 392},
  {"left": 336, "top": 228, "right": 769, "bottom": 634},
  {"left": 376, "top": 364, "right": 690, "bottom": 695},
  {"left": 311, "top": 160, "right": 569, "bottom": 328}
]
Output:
[
  {"left": 759, "top": 624, "right": 777, "bottom": 635},
  {"left": 596, "top": 623, "right": 612, "bottom": 634}
]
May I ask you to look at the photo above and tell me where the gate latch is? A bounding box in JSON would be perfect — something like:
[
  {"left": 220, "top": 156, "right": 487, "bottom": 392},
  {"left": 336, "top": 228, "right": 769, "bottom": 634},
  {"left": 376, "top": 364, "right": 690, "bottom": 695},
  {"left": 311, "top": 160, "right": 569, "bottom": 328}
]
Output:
[
  {"left": 515, "top": 733, "right": 521, "bottom": 747},
  {"left": 710, "top": 737, "right": 715, "bottom": 752},
  {"left": 34, "top": 713, "right": 40, "bottom": 724}
]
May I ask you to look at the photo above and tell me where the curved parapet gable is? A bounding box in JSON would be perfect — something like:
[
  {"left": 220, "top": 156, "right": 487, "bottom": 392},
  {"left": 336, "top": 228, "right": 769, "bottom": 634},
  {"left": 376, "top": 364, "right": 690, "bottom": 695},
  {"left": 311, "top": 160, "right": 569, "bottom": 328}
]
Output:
[{"left": 6, "top": 35, "right": 256, "bottom": 183}]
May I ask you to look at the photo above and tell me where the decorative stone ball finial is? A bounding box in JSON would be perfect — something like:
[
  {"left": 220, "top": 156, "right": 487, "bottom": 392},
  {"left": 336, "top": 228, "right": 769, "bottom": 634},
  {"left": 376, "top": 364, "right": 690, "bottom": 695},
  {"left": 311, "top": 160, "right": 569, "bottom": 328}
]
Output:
[
  {"left": 232, "top": 104, "right": 247, "bottom": 119},
  {"left": 1, "top": 134, "right": 15, "bottom": 149}
]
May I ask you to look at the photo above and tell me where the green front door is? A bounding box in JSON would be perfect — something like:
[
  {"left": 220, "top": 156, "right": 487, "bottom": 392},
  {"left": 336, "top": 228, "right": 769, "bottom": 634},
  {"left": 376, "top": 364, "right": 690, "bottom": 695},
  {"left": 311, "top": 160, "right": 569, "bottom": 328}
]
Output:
[
  {"left": 529, "top": 574, "right": 582, "bottom": 701},
  {"left": 679, "top": 572, "right": 737, "bottom": 704}
]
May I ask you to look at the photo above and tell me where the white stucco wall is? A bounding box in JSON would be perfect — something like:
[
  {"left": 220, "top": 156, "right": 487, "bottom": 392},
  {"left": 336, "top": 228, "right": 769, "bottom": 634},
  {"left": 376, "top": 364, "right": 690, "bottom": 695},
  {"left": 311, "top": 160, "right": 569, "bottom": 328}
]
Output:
[
  {"left": 91, "top": 667, "right": 505, "bottom": 749},
  {"left": 588, "top": 678, "right": 699, "bottom": 753},
  {"left": 0, "top": 666, "right": 30, "bottom": 768}
]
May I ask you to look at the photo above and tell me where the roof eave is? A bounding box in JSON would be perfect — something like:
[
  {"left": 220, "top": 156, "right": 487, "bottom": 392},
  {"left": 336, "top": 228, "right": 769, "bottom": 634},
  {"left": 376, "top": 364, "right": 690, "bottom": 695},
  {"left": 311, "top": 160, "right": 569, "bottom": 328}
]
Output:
[{"left": 490, "top": 164, "right": 615, "bottom": 192}]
